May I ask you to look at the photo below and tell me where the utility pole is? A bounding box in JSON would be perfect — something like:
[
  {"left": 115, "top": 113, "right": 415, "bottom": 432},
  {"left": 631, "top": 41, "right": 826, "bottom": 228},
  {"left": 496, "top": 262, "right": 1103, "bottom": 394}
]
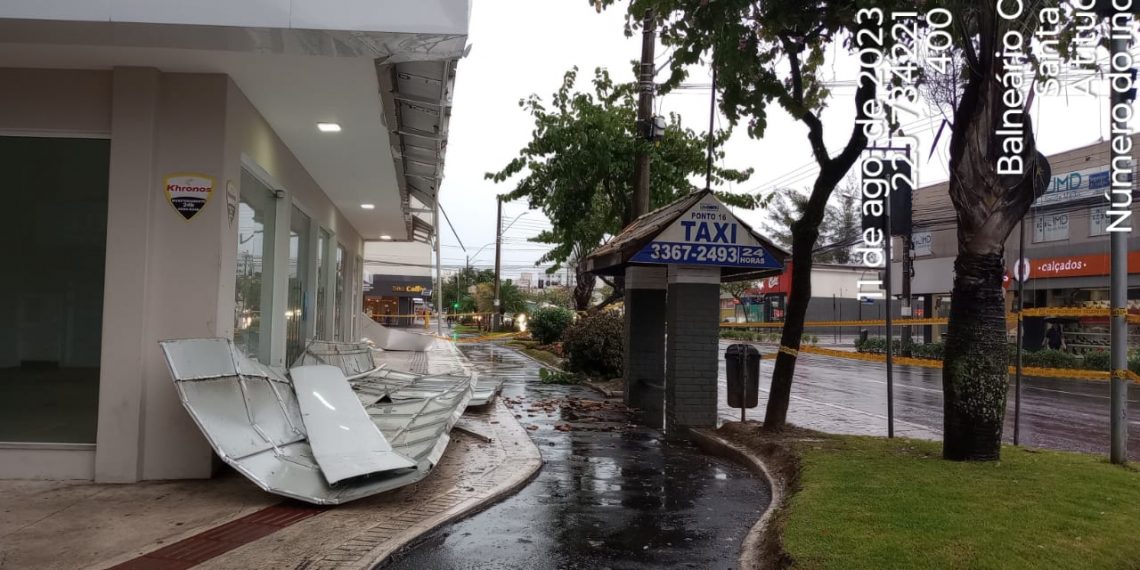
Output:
[
  {"left": 493, "top": 196, "right": 503, "bottom": 331},
  {"left": 705, "top": 65, "right": 717, "bottom": 190},
  {"left": 885, "top": 188, "right": 894, "bottom": 439},
  {"left": 901, "top": 229, "right": 913, "bottom": 356},
  {"left": 632, "top": 9, "right": 656, "bottom": 218},
  {"left": 1014, "top": 219, "right": 1025, "bottom": 446},
  {"left": 434, "top": 198, "right": 443, "bottom": 335},
  {"left": 1108, "top": 28, "right": 1132, "bottom": 465}
]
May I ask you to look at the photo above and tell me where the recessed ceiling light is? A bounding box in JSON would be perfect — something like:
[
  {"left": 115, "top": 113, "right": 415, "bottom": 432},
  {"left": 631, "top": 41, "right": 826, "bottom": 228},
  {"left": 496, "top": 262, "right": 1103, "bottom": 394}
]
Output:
[
  {"left": 317, "top": 122, "right": 341, "bottom": 133},
  {"left": 360, "top": 203, "right": 375, "bottom": 210},
  {"left": 380, "top": 235, "right": 393, "bottom": 240}
]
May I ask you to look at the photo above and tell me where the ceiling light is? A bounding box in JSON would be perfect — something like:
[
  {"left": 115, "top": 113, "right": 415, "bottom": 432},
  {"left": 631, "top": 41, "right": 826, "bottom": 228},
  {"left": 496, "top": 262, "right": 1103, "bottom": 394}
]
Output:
[
  {"left": 360, "top": 203, "right": 375, "bottom": 210},
  {"left": 317, "top": 122, "right": 341, "bottom": 133},
  {"left": 380, "top": 235, "right": 393, "bottom": 240}
]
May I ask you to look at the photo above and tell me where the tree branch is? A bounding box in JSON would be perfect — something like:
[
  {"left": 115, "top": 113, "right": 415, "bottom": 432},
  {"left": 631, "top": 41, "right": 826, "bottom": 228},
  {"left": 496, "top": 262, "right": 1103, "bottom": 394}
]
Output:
[
  {"left": 589, "top": 289, "right": 624, "bottom": 313},
  {"left": 782, "top": 34, "right": 830, "bottom": 168}
]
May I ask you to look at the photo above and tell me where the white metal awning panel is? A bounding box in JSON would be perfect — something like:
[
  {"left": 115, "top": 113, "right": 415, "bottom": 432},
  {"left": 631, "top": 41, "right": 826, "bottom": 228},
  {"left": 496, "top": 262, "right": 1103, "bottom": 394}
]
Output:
[
  {"left": 359, "top": 313, "right": 437, "bottom": 351},
  {"left": 290, "top": 364, "right": 417, "bottom": 484},
  {"left": 158, "top": 338, "right": 448, "bottom": 504}
]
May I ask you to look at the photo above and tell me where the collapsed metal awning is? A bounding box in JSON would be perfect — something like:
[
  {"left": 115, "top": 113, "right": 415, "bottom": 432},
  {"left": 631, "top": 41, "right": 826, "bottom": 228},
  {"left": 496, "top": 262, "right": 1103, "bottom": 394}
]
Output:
[{"left": 159, "top": 337, "right": 477, "bottom": 505}]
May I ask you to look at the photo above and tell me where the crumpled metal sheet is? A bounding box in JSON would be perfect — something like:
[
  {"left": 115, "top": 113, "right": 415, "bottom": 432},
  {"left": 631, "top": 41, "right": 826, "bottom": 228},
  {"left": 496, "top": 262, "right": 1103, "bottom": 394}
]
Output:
[
  {"left": 158, "top": 338, "right": 458, "bottom": 505},
  {"left": 289, "top": 365, "right": 416, "bottom": 485},
  {"left": 359, "top": 313, "right": 437, "bottom": 352},
  {"left": 469, "top": 375, "right": 504, "bottom": 407},
  {"left": 297, "top": 341, "right": 473, "bottom": 466}
]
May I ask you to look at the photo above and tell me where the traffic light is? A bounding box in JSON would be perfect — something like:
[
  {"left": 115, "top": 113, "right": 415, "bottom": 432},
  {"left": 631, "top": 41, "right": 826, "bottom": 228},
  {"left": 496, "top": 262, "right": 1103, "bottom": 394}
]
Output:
[{"left": 452, "top": 302, "right": 460, "bottom": 309}]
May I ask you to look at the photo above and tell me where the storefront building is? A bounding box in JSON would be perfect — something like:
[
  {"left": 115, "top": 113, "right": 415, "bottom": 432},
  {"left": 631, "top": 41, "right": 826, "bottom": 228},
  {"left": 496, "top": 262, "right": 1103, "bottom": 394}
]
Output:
[
  {"left": 892, "top": 136, "right": 1140, "bottom": 348},
  {"left": 0, "top": 2, "right": 466, "bottom": 481},
  {"left": 736, "top": 263, "right": 887, "bottom": 324},
  {"left": 365, "top": 275, "right": 434, "bottom": 327}
]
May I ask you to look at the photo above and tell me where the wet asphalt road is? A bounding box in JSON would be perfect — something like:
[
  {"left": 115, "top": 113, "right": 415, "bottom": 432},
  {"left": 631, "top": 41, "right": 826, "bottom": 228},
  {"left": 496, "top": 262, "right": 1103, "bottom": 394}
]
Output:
[
  {"left": 717, "top": 340, "right": 1140, "bottom": 457},
  {"left": 384, "top": 342, "right": 769, "bottom": 570}
]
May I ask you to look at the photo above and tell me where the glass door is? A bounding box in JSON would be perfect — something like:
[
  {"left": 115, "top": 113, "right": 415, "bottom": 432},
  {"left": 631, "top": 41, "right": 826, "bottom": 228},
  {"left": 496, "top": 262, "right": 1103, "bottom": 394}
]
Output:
[
  {"left": 316, "top": 229, "right": 330, "bottom": 340},
  {"left": 0, "top": 136, "right": 109, "bottom": 443},
  {"left": 335, "top": 245, "right": 346, "bottom": 340},
  {"left": 235, "top": 171, "right": 277, "bottom": 363},
  {"left": 286, "top": 206, "right": 311, "bottom": 365}
]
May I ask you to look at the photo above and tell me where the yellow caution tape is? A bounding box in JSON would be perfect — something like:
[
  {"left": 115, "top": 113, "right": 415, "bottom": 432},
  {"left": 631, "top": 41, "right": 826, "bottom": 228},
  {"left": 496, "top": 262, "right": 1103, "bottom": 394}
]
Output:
[
  {"left": 1111, "top": 308, "right": 1128, "bottom": 317},
  {"left": 794, "top": 344, "right": 1139, "bottom": 384},
  {"left": 778, "top": 345, "right": 799, "bottom": 357},
  {"left": 722, "top": 318, "right": 950, "bottom": 329},
  {"left": 721, "top": 308, "right": 1140, "bottom": 329}
]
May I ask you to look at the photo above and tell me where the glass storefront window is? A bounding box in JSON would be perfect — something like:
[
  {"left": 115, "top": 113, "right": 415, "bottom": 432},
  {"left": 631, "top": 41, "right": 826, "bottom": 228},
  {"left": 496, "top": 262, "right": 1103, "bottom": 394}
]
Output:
[
  {"left": 316, "top": 229, "right": 330, "bottom": 340},
  {"left": 286, "top": 206, "right": 311, "bottom": 366},
  {"left": 0, "top": 136, "right": 109, "bottom": 443},
  {"left": 335, "top": 245, "right": 346, "bottom": 340},
  {"left": 235, "top": 171, "right": 277, "bottom": 363}
]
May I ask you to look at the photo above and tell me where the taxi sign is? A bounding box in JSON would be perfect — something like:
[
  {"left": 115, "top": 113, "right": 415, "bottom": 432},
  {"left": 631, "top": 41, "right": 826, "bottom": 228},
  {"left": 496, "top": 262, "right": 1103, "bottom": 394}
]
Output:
[{"left": 629, "top": 194, "right": 782, "bottom": 270}]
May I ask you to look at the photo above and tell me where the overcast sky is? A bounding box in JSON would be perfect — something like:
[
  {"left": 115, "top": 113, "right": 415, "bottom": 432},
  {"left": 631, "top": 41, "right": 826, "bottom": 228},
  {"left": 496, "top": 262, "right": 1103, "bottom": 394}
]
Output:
[{"left": 434, "top": 0, "right": 1116, "bottom": 281}]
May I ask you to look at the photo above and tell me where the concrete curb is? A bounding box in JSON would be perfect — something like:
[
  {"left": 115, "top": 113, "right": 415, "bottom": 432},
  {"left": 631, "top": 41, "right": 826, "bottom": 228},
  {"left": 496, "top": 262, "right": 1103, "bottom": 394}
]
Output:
[
  {"left": 341, "top": 398, "right": 544, "bottom": 570},
  {"left": 583, "top": 381, "right": 623, "bottom": 399},
  {"left": 367, "top": 441, "right": 543, "bottom": 568},
  {"left": 690, "top": 428, "right": 786, "bottom": 570}
]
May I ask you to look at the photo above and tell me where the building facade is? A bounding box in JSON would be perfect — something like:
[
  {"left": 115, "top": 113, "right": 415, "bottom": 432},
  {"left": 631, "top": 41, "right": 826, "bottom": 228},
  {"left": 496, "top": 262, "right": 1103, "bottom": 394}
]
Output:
[
  {"left": 732, "top": 263, "right": 898, "bottom": 326},
  {"left": 891, "top": 136, "right": 1140, "bottom": 349},
  {"left": 0, "top": 1, "right": 467, "bottom": 481}
]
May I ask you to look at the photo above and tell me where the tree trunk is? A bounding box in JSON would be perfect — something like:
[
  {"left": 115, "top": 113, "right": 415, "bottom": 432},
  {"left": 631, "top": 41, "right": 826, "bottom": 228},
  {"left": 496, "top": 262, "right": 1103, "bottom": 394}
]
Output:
[
  {"left": 939, "top": 6, "right": 1049, "bottom": 461},
  {"left": 942, "top": 252, "right": 1008, "bottom": 460},
  {"left": 573, "top": 260, "right": 595, "bottom": 311},
  {"left": 763, "top": 225, "right": 817, "bottom": 430}
]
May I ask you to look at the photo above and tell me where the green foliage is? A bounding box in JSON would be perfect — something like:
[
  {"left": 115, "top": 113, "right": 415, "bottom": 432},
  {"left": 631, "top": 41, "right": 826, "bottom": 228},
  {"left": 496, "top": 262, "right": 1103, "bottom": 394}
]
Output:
[
  {"left": 1022, "top": 349, "right": 1082, "bottom": 370},
  {"left": 909, "top": 342, "right": 945, "bottom": 361},
  {"left": 721, "top": 329, "right": 758, "bottom": 341},
  {"left": 486, "top": 66, "right": 753, "bottom": 310},
  {"left": 472, "top": 280, "right": 526, "bottom": 316},
  {"left": 781, "top": 434, "right": 1140, "bottom": 569},
  {"left": 1081, "top": 350, "right": 1111, "bottom": 371},
  {"left": 529, "top": 306, "right": 575, "bottom": 345},
  {"left": 764, "top": 185, "right": 861, "bottom": 264},
  {"left": 720, "top": 281, "right": 754, "bottom": 302},
  {"left": 561, "top": 311, "right": 624, "bottom": 379},
  {"left": 440, "top": 266, "right": 495, "bottom": 314},
  {"left": 523, "top": 287, "right": 574, "bottom": 310},
  {"left": 854, "top": 337, "right": 900, "bottom": 354},
  {"left": 539, "top": 367, "right": 582, "bottom": 385},
  {"left": 1131, "top": 352, "right": 1140, "bottom": 376}
]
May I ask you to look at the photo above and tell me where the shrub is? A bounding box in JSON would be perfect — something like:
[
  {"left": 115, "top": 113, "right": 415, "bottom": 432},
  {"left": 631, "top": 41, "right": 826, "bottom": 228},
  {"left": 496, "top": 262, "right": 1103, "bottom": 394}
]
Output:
[
  {"left": 561, "top": 311, "right": 624, "bottom": 379},
  {"left": 1131, "top": 353, "right": 1140, "bottom": 375},
  {"left": 1023, "top": 349, "right": 1081, "bottom": 370},
  {"left": 854, "top": 337, "right": 907, "bottom": 355},
  {"left": 529, "top": 306, "right": 574, "bottom": 345},
  {"left": 910, "top": 342, "right": 945, "bottom": 360},
  {"left": 1082, "top": 350, "right": 1111, "bottom": 371}
]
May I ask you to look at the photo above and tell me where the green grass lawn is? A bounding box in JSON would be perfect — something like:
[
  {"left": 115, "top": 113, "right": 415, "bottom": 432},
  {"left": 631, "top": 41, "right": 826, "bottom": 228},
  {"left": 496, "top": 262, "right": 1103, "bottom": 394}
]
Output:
[{"left": 783, "top": 437, "right": 1140, "bottom": 570}]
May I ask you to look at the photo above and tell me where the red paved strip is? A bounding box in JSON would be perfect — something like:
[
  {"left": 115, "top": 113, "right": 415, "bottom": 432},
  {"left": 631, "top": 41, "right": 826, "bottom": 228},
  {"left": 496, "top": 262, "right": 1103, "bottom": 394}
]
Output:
[{"left": 109, "top": 503, "right": 326, "bottom": 569}]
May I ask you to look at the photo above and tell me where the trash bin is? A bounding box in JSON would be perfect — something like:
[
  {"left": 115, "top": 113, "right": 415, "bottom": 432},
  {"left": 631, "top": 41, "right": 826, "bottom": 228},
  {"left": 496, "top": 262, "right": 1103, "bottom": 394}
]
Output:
[{"left": 725, "top": 344, "right": 760, "bottom": 410}]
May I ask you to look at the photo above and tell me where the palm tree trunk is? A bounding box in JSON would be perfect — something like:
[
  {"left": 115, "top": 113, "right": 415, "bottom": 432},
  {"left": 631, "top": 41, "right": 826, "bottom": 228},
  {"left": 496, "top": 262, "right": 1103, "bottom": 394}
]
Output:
[{"left": 941, "top": 252, "right": 1008, "bottom": 460}]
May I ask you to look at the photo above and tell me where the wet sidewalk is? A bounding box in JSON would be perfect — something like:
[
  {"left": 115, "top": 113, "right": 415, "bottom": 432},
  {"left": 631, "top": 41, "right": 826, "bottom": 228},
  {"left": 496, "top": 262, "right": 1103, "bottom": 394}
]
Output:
[
  {"left": 385, "top": 342, "right": 770, "bottom": 570},
  {"left": 0, "top": 339, "right": 541, "bottom": 570}
]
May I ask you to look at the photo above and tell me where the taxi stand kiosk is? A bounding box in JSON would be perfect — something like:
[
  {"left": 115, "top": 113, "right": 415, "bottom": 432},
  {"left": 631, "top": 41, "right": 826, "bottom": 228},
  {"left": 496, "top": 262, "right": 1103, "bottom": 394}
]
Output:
[{"left": 585, "top": 190, "right": 789, "bottom": 435}]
